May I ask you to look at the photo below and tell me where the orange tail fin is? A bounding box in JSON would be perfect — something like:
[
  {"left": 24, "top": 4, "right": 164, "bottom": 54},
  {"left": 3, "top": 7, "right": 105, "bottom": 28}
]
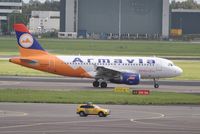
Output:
[{"left": 14, "top": 23, "right": 48, "bottom": 57}]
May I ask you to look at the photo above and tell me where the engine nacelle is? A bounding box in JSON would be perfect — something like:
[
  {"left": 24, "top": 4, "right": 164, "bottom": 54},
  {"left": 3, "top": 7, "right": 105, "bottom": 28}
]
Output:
[{"left": 110, "top": 73, "right": 140, "bottom": 85}]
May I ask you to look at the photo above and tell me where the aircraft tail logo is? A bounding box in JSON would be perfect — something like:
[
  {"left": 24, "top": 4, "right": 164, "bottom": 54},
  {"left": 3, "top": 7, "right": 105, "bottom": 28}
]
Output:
[
  {"left": 14, "top": 24, "right": 47, "bottom": 57},
  {"left": 19, "top": 33, "right": 34, "bottom": 48}
]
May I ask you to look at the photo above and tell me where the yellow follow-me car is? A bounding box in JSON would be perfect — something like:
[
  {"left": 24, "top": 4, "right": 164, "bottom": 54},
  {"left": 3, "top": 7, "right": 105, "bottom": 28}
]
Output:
[{"left": 76, "top": 103, "right": 110, "bottom": 117}]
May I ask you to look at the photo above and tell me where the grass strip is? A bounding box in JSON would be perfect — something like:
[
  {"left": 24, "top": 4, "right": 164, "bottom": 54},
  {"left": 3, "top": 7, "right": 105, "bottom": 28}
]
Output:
[
  {"left": 0, "top": 89, "right": 200, "bottom": 105},
  {"left": 0, "top": 60, "right": 55, "bottom": 76},
  {"left": 175, "top": 61, "right": 200, "bottom": 80},
  {"left": 1, "top": 38, "right": 200, "bottom": 56}
]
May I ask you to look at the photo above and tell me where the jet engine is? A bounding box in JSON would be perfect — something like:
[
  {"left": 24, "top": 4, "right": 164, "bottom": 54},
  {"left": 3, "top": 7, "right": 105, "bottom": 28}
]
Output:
[{"left": 110, "top": 73, "right": 140, "bottom": 85}]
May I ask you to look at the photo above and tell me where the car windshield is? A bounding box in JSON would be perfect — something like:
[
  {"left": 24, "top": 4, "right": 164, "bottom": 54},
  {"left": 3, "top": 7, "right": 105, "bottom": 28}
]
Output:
[{"left": 94, "top": 105, "right": 100, "bottom": 109}]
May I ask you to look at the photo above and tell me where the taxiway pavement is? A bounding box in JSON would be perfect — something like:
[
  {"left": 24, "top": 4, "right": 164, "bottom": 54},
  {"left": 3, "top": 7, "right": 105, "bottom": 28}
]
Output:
[
  {"left": 0, "top": 76, "right": 200, "bottom": 93},
  {"left": 0, "top": 103, "right": 200, "bottom": 134}
]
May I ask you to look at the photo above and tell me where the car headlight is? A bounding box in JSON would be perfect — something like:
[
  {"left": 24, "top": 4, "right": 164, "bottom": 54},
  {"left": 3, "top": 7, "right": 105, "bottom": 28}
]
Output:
[{"left": 106, "top": 110, "right": 110, "bottom": 114}]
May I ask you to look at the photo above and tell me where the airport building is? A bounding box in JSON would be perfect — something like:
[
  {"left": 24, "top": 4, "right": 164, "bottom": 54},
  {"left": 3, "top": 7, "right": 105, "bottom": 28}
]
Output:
[
  {"left": 29, "top": 11, "right": 60, "bottom": 34},
  {"left": 0, "top": 0, "right": 22, "bottom": 33},
  {"left": 171, "top": 9, "right": 200, "bottom": 35},
  {"left": 59, "top": 0, "right": 169, "bottom": 39}
]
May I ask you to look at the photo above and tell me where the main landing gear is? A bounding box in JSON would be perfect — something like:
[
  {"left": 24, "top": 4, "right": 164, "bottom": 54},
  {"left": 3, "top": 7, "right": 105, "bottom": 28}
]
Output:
[
  {"left": 93, "top": 80, "right": 107, "bottom": 88},
  {"left": 153, "top": 78, "right": 159, "bottom": 88}
]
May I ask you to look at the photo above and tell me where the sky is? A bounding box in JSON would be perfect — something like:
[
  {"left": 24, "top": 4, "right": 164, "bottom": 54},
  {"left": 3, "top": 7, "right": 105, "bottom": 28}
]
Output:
[{"left": 23, "top": 0, "right": 200, "bottom": 3}]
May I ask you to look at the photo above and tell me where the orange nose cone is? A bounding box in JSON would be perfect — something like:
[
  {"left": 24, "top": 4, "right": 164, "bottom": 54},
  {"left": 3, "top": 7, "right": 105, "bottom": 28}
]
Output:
[{"left": 9, "top": 58, "right": 12, "bottom": 62}]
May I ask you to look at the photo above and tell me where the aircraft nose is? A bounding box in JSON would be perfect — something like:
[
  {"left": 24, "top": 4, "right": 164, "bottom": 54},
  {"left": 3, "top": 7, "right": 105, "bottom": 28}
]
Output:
[{"left": 176, "top": 66, "right": 183, "bottom": 76}]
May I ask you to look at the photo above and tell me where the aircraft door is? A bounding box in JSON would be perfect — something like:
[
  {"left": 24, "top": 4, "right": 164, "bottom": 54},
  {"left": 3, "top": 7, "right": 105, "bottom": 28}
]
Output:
[
  {"left": 156, "top": 59, "right": 162, "bottom": 71},
  {"left": 48, "top": 56, "right": 55, "bottom": 72}
]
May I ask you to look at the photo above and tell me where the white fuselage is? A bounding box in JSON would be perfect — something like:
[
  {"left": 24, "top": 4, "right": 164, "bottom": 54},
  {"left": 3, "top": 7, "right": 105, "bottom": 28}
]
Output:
[{"left": 56, "top": 55, "right": 183, "bottom": 79}]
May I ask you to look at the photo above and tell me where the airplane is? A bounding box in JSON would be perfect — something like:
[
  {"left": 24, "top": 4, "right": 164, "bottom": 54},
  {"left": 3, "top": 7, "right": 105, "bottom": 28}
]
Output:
[{"left": 9, "top": 24, "right": 183, "bottom": 88}]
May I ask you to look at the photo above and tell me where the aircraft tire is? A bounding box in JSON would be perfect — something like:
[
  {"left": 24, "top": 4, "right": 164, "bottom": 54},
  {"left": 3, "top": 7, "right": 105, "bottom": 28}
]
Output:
[
  {"left": 100, "top": 82, "right": 107, "bottom": 88},
  {"left": 93, "top": 81, "right": 100, "bottom": 87},
  {"left": 154, "top": 83, "right": 159, "bottom": 88}
]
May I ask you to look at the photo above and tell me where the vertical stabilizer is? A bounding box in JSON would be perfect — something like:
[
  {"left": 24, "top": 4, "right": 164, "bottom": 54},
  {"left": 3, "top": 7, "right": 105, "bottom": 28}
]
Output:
[{"left": 14, "top": 24, "right": 48, "bottom": 57}]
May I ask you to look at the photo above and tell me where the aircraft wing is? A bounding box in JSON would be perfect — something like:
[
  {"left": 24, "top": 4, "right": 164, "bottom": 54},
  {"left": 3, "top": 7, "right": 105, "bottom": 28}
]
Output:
[{"left": 95, "top": 66, "right": 136, "bottom": 80}]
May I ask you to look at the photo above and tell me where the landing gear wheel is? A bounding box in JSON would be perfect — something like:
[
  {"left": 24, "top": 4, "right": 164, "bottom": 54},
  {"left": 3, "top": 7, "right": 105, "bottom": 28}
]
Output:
[
  {"left": 154, "top": 83, "right": 159, "bottom": 88},
  {"left": 100, "top": 82, "right": 107, "bottom": 88},
  {"left": 153, "top": 78, "right": 159, "bottom": 88},
  {"left": 93, "top": 81, "right": 100, "bottom": 87}
]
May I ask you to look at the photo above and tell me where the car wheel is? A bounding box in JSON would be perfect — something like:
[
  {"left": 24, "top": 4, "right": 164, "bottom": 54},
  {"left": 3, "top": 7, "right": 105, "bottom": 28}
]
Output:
[
  {"left": 79, "top": 111, "right": 86, "bottom": 117},
  {"left": 98, "top": 112, "right": 105, "bottom": 117}
]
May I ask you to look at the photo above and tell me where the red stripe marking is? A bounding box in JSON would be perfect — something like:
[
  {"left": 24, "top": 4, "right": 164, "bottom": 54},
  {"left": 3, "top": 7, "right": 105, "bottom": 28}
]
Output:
[{"left": 14, "top": 24, "right": 30, "bottom": 33}]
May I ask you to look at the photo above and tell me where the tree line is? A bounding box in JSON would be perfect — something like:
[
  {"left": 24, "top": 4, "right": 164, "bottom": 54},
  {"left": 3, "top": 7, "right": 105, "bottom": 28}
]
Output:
[
  {"left": 1, "top": 0, "right": 60, "bottom": 34},
  {"left": 171, "top": 0, "right": 200, "bottom": 9},
  {"left": 22, "top": 0, "right": 60, "bottom": 15}
]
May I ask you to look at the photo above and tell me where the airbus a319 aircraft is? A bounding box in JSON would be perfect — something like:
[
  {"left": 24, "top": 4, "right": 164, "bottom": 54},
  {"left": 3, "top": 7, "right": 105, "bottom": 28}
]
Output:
[{"left": 10, "top": 24, "right": 183, "bottom": 88}]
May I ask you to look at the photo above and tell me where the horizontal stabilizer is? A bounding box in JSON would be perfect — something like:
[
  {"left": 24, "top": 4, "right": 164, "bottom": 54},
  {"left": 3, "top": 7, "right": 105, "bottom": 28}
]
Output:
[{"left": 20, "top": 58, "right": 38, "bottom": 65}]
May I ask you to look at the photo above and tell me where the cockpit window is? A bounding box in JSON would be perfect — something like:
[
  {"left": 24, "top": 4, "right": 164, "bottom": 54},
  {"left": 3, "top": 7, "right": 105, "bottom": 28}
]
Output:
[{"left": 168, "top": 63, "right": 173, "bottom": 66}]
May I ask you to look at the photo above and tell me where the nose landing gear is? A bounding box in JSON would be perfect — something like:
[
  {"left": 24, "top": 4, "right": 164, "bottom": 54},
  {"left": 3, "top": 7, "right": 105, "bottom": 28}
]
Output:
[{"left": 153, "top": 78, "right": 159, "bottom": 88}]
